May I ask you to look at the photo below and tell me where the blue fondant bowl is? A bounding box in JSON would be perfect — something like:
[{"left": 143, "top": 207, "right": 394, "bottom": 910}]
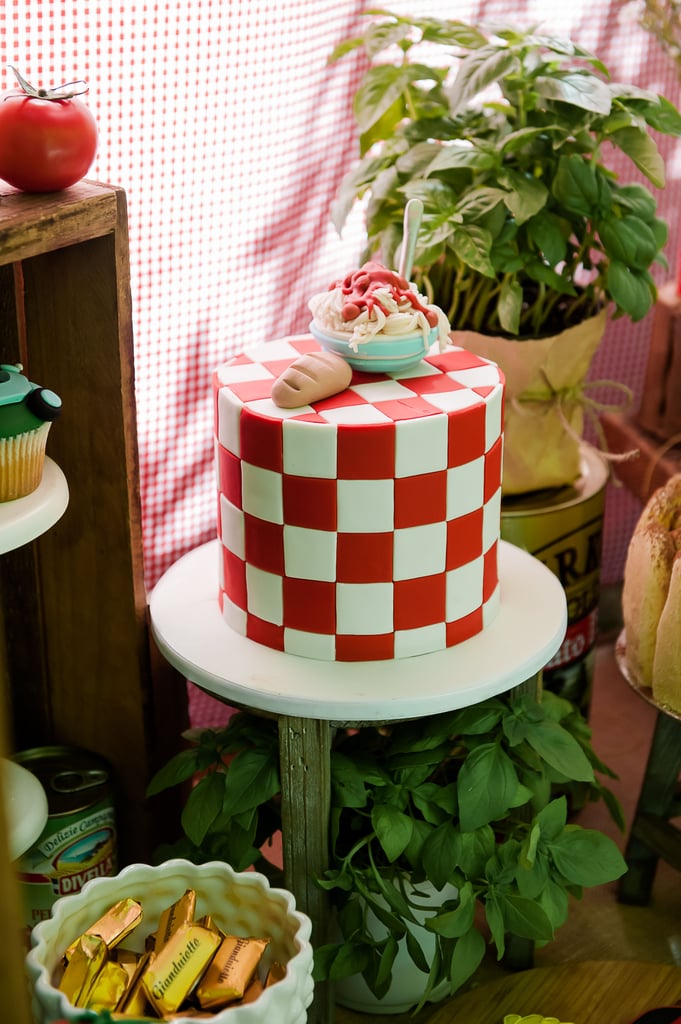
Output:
[{"left": 310, "top": 321, "right": 435, "bottom": 373}]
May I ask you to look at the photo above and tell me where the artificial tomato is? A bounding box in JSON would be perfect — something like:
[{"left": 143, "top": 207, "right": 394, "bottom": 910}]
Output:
[{"left": 0, "top": 67, "right": 98, "bottom": 193}]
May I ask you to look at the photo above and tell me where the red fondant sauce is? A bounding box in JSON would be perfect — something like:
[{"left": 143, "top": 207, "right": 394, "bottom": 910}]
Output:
[{"left": 333, "top": 261, "right": 438, "bottom": 327}]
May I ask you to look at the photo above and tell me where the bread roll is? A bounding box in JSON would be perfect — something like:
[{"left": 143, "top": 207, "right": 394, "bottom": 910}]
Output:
[
  {"left": 652, "top": 550, "right": 681, "bottom": 712},
  {"left": 271, "top": 351, "right": 352, "bottom": 408},
  {"left": 622, "top": 473, "right": 681, "bottom": 696},
  {"left": 637, "top": 472, "right": 681, "bottom": 532},
  {"left": 622, "top": 523, "right": 677, "bottom": 685}
]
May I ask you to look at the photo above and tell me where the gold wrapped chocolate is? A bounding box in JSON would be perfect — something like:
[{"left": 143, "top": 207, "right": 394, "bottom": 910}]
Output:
[
  {"left": 109, "top": 1016, "right": 159, "bottom": 1022},
  {"left": 114, "top": 947, "right": 141, "bottom": 966},
  {"left": 163, "top": 1012, "right": 214, "bottom": 1019},
  {"left": 65, "top": 898, "right": 143, "bottom": 961},
  {"left": 53, "top": 883, "right": 278, "bottom": 1019},
  {"left": 196, "top": 935, "right": 269, "bottom": 1010},
  {"left": 155, "top": 888, "right": 197, "bottom": 952},
  {"left": 113, "top": 947, "right": 142, "bottom": 986},
  {"left": 142, "top": 923, "right": 221, "bottom": 1016},
  {"left": 198, "top": 913, "right": 223, "bottom": 940},
  {"left": 240, "top": 976, "right": 264, "bottom": 1004},
  {"left": 85, "top": 960, "right": 130, "bottom": 1012},
  {"left": 58, "top": 933, "right": 108, "bottom": 1007},
  {"left": 265, "top": 960, "right": 286, "bottom": 987},
  {"left": 117, "top": 950, "right": 154, "bottom": 1017}
]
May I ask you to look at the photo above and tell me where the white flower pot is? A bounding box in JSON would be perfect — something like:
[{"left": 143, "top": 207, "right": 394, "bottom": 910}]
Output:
[{"left": 334, "top": 879, "right": 458, "bottom": 1015}]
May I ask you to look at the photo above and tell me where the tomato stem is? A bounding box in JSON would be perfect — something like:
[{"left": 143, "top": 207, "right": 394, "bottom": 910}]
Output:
[{"left": 8, "top": 65, "right": 89, "bottom": 100}]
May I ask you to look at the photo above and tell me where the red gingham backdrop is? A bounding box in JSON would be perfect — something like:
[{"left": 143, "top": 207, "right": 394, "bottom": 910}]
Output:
[{"left": 3, "top": 1, "right": 680, "bottom": 726}]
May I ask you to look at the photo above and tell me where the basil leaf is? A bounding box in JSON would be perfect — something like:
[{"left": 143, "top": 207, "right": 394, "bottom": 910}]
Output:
[
  {"left": 223, "top": 746, "right": 280, "bottom": 815},
  {"left": 485, "top": 893, "right": 506, "bottom": 958},
  {"left": 606, "top": 262, "right": 655, "bottom": 321},
  {"left": 180, "top": 771, "right": 225, "bottom": 846},
  {"left": 458, "top": 743, "right": 523, "bottom": 830},
  {"left": 428, "top": 881, "right": 475, "bottom": 938},
  {"left": 146, "top": 746, "right": 213, "bottom": 796},
  {"left": 373, "top": 804, "right": 414, "bottom": 862},
  {"left": 548, "top": 826, "right": 627, "bottom": 885},
  {"left": 500, "top": 893, "right": 554, "bottom": 942},
  {"left": 447, "top": 925, "right": 486, "bottom": 993},
  {"left": 422, "top": 823, "right": 458, "bottom": 889},
  {"left": 521, "top": 719, "right": 595, "bottom": 782}
]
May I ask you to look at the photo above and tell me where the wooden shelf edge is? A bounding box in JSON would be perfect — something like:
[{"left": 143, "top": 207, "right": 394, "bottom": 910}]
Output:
[{"left": 0, "top": 180, "right": 122, "bottom": 267}]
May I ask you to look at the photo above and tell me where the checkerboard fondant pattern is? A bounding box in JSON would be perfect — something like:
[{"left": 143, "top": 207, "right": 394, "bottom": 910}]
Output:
[{"left": 215, "top": 337, "right": 504, "bottom": 661}]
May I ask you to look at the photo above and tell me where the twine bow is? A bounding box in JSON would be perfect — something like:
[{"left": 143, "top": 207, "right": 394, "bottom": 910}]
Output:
[
  {"left": 511, "top": 374, "right": 639, "bottom": 468},
  {"left": 641, "top": 429, "right": 681, "bottom": 497}
]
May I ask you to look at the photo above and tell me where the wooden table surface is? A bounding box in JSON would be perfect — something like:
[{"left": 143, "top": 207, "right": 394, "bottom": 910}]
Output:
[{"left": 425, "top": 960, "right": 681, "bottom": 1023}]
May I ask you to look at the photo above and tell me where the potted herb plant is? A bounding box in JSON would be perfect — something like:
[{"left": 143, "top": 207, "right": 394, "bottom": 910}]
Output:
[
  {"left": 330, "top": 12, "right": 681, "bottom": 493},
  {"left": 147, "top": 689, "right": 626, "bottom": 1014}
]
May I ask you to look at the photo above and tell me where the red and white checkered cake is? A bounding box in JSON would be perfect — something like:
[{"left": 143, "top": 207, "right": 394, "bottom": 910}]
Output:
[{"left": 214, "top": 336, "right": 505, "bottom": 661}]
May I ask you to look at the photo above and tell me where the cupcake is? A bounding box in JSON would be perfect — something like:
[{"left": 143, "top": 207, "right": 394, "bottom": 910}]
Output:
[
  {"left": 0, "top": 363, "right": 62, "bottom": 501},
  {"left": 308, "top": 260, "right": 450, "bottom": 372}
]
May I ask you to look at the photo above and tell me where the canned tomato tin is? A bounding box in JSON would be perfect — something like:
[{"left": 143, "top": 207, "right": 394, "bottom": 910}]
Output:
[
  {"left": 501, "top": 447, "right": 608, "bottom": 715},
  {"left": 13, "top": 745, "right": 117, "bottom": 931}
]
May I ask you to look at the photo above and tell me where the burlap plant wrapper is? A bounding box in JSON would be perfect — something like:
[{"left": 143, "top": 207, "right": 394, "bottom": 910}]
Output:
[{"left": 451, "top": 309, "right": 608, "bottom": 494}]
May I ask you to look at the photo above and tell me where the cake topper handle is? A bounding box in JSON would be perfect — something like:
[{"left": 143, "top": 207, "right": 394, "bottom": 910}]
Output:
[{"left": 398, "top": 198, "right": 423, "bottom": 281}]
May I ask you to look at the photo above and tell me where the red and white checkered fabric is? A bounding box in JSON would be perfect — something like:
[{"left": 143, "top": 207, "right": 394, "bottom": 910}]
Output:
[
  {"left": 215, "top": 338, "right": 504, "bottom": 661},
  {"left": 6, "top": 1, "right": 681, "bottom": 719}
]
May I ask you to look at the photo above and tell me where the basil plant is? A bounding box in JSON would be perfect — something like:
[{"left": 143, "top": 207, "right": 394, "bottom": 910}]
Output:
[
  {"left": 147, "top": 690, "right": 626, "bottom": 1009},
  {"left": 331, "top": 12, "right": 681, "bottom": 337}
]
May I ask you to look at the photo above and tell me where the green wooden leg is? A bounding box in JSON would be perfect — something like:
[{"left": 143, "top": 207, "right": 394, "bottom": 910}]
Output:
[
  {"left": 502, "top": 671, "right": 543, "bottom": 972},
  {"left": 278, "top": 715, "right": 334, "bottom": 1024},
  {"left": 618, "top": 711, "right": 681, "bottom": 906}
]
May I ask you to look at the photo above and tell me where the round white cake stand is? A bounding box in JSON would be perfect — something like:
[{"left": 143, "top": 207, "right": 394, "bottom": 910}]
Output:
[
  {"left": 0, "top": 458, "right": 69, "bottom": 555},
  {"left": 149, "top": 539, "right": 567, "bottom": 722}
]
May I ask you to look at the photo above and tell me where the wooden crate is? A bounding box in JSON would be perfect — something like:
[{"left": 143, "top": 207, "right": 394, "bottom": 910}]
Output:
[
  {"left": 601, "top": 412, "right": 681, "bottom": 502},
  {"left": 636, "top": 281, "right": 681, "bottom": 442},
  {"left": 0, "top": 180, "right": 188, "bottom": 862}
]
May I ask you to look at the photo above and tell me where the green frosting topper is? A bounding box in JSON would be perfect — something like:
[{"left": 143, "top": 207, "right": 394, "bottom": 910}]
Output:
[{"left": 0, "top": 363, "right": 62, "bottom": 438}]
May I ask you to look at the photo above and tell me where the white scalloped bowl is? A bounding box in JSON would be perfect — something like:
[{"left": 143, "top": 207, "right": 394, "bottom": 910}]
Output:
[{"left": 26, "top": 858, "right": 314, "bottom": 1024}]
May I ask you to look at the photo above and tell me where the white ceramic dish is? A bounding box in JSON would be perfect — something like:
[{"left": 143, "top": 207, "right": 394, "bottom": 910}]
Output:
[
  {"left": 26, "top": 858, "right": 314, "bottom": 1024},
  {"left": 2, "top": 757, "right": 49, "bottom": 861}
]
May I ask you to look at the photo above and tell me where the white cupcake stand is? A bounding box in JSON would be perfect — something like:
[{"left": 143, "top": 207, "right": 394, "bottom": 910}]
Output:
[
  {"left": 0, "top": 456, "right": 67, "bottom": 1024},
  {"left": 0, "top": 457, "right": 69, "bottom": 556},
  {"left": 150, "top": 538, "right": 567, "bottom": 1024},
  {"left": 0, "top": 458, "right": 68, "bottom": 859}
]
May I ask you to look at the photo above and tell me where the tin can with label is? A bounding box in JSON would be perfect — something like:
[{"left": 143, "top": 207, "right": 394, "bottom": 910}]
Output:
[
  {"left": 13, "top": 745, "right": 118, "bottom": 932},
  {"left": 501, "top": 447, "right": 608, "bottom": 715}
]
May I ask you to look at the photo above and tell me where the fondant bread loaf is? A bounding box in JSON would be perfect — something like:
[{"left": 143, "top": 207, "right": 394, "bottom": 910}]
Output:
[
  {"left": 622, "top": 473, "right": 681, "bottom": 710},
  {"left": 271, "top": 350, "right": 352, "bottom": 408}
]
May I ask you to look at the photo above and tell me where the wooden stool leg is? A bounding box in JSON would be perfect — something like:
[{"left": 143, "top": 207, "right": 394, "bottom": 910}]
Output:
[
  {"left": 618, "top": 711, "right": 681, "bottom": 906},
  {"left": 279, "top": 716, "right": 334, "bottom": 1024},
  {"left": 502, "top": 672, "right": 543, "bottom": 973}
]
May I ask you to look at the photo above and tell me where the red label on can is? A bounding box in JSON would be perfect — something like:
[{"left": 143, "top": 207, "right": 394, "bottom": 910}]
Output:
[{"left": 545, "top": 610, "right": 598, "bottom": 671}]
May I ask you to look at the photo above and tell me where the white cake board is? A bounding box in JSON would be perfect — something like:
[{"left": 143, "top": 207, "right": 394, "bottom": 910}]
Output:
[{"left": 149, "top": 540, "right": 567, "bottom": 722}]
